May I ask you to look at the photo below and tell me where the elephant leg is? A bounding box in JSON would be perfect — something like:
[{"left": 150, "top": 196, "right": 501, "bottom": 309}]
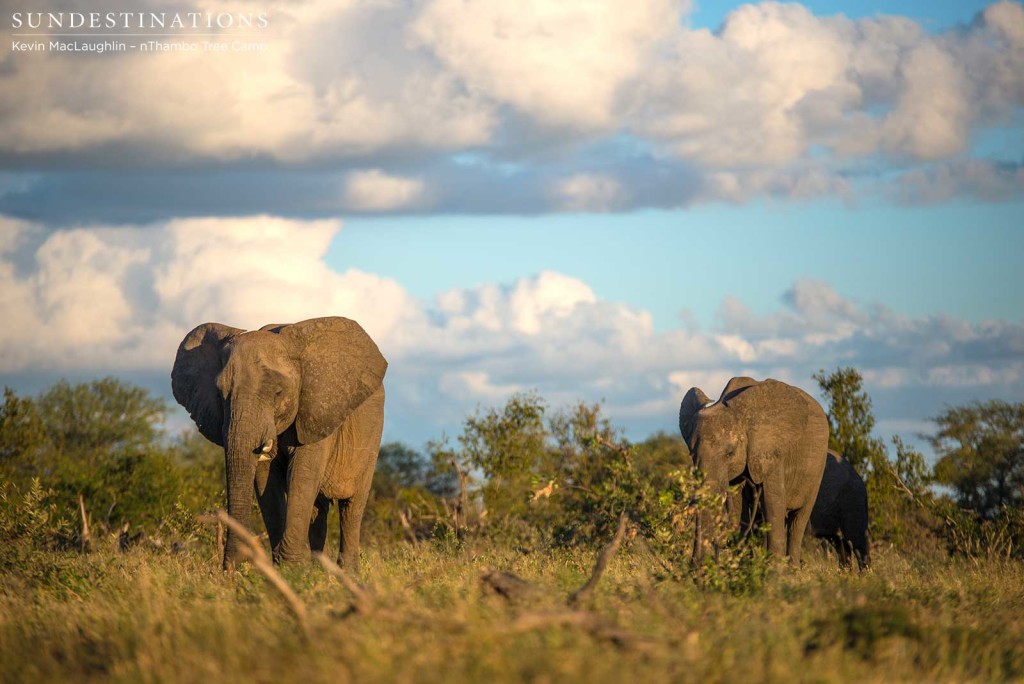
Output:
[
  {"left": 338, "top": 482, "right": 371, "bottom": 571},
  {"left": 854, "top": 531, "right": 870, "bottom": 572},
  {"left": 841, "top": 494, "right": 871, "bottom": 571},
  {"left": 739, "top": 482, "right": 762, "bottom": 538},
  {"left": 761, "top": 481, "right": 788, "bottom": 557},
  {"left": 309, "top": 494, "right": 331, "bottom": 554},
  {"left": 725, "top": 488, "right": 740, "bottom": 531},
  {"left": 844, "top": 524, "right": 869, "bottom": 571},
  {"left": 836, "top": 534, "right": 852, "bottom": 569},
  {"left": 824, "top": 535, "right": 846, "bottom": 568},
  {"left": 254, "top": 456, "right": 287, "bottom": 552},
  {"left": 277, "top": 443, "right": 329, "bottom": 563},
  {"left": 786, "top": 504, "right": 814, "bottom": 565},
  {"left": 334, "top": 389, "right": 384, "bottom": 572}
]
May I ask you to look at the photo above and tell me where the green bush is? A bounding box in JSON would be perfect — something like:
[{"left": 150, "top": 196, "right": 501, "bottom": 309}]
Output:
[
  {"left": 0, "top": 381, "right": 223, "bottom": 548},
  {"left": 427, "top": 395, "right": 770, "bottom": 592},
  {"left": 4, "top": 373, "right": 1019, "bottom": 581},
  {"left": 0, "top": 479, "right": 76, "bottom": 549}
]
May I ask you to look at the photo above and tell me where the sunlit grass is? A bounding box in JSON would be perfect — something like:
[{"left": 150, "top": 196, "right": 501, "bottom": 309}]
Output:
[{"left": 2, "top": 538, "right": 1022, "bottom": 683}]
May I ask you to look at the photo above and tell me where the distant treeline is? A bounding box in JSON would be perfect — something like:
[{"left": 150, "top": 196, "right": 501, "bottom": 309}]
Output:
[{"left": 2, "top": 370, "right": 1022, "bottom": 578}]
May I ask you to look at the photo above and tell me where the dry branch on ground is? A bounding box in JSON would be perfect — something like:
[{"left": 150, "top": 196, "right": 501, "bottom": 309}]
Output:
[{"left": 198, "top": 511, "right": 311, "bottom": 640}]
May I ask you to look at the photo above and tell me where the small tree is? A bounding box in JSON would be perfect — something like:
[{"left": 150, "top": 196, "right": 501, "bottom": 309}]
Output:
[
  {"left": 0, "top": 380, "right": 217, "bottom": 537},
  {"left": 373, "top": 442, "right": 428, "bottom": 500},
  {"left": 0, "top": 387, "right": 48, "bottom": 482},
  {"left": 359, "top": 441, "right": 458, "bottom": 544},
  {"left": 931, "top": 400, "right": 1024, "bottom": 520},
  {"left": 812, "top": 367, "right": 887, "bottom": 471},
  {"left": 457, "top": 392, "right": 550, "bottom": 529},
  {"left": 35, "top": 378, "right": 166, "bottom": 464},
  {"left": 815, "top": 367, "right": 937, "bottom": 549}
]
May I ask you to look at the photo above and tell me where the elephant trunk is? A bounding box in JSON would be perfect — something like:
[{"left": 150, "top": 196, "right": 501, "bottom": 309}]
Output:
[
  {"left": 692, "top": 460, "right": 728, "bottom": 568},
  {"left": 223, "top": 398, "right": 272, "bottom": 570}
]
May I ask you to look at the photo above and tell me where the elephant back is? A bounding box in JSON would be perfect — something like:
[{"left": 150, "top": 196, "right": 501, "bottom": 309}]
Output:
[{"left": 815, "top": 451, "right": 851, "bottom": 510}]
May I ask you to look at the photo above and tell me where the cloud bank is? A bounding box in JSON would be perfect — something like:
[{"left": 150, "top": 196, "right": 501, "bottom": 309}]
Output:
[
  {"left": 2, "top": 0, "right": 1023, "bottom": 217},
  {"left": 2, "top": 217, "right": 1021, "bottom": 444}
]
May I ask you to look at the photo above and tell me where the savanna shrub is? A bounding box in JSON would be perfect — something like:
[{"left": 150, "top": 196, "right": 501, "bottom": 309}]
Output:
[{"left": 0, "top": 479, "right": 76, "bottom": 549}]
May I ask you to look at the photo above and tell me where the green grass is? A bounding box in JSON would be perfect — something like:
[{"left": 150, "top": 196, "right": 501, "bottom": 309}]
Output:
[{"left": 2, "top": 538, "right": 1023, "bottom": 683}]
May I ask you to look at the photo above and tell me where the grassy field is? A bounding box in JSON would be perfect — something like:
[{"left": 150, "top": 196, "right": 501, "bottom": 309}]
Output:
[{"left": 2, "top": 534, "right": 1023, "bottom": 684}]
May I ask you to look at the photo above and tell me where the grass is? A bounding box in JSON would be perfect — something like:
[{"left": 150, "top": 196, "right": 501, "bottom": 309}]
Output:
[{"left": 2, "top": 537, "right": 1023, "bottom": 683}]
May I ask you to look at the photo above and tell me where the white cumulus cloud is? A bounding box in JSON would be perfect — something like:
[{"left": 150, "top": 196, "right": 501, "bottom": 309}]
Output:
[
  {"left": 412, "top": 0, "right": 686, "bottom": 130},
  {"left": 1, "top": 217, "right": 1022, "bottom": 446},
  {"left": 3, "top": 2, "right": 1021, "bottom": 206}
]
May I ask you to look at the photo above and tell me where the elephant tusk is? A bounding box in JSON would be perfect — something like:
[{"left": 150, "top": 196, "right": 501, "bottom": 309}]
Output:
[{"left": 257, "top": 454, "right": 272, "bottom": 462}]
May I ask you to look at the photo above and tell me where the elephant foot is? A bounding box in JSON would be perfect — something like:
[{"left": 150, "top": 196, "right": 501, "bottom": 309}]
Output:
[
  {"left": 336, "top": 552, "right": 360, "bottom": 573},
  {"left": 272, "top": 544, "right": 312, "bottom": 566}
]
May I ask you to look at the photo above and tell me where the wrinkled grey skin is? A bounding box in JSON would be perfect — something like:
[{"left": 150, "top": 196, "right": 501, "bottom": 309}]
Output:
[
  {"left": 171, "top": 317, "right": 387, "bottom": 571},
  {"left": 679, "top": 377, "right": 829, "bottom": 563},
  {"left": 809, "top": 450, "right": 870, "bottom": 571}
]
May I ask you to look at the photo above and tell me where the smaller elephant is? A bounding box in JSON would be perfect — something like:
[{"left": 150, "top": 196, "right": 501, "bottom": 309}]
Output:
[{"left": 809, "top": 450, "right": 870, "bottom": 571}]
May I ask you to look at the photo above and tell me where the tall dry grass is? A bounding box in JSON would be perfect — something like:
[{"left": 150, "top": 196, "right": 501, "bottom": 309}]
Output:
[{"left": 2, "top": 536, "right": 1023, "bottom": 683}]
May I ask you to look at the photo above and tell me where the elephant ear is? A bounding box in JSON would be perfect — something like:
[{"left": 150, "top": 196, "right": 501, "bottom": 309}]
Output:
[
  {"left": 171, "top": 322, "right": 244, "bottom": 446},
  {"left": 744, "top": 382, "right": 806, "bottom": 483},
  {"left": 719, "top": 376, "right": 759, "bottom": 405},
  {"left": 679, "top": 387, "right": 711, "bottom": 446},
  {"left": 281, "top": 317, "right": 388, "bottom": 445}
]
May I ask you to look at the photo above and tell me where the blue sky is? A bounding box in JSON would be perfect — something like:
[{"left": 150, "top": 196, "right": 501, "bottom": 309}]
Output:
[
  {"left": 693, "top": 0, "right": 997, "bottom": 29},
  {"left": 331, "top": 201, "right": 1024, "bottom": 333},
  {"left": 1, "top": 0, "right": 1022, "bottom": 459}
]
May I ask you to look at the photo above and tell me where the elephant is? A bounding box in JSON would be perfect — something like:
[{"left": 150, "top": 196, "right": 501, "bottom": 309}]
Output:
[
  {"left": 679, "top": 376, "right": 829, "bottom": 563},
  {"left": 171, "top": 316, "right": 387, "bottom": 570},
  {"left": 808, "top": 450, "right": 870, "bottom": 571}
]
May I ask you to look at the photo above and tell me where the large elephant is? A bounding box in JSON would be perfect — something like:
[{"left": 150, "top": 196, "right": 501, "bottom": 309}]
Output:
[
  {"left": 679, "top": 376, "right": 829, "bottom": 563},
  {"left": 809, "top": 450, "right": 870, "bottom": 571},
  {"left": 171, "top": 316, "right": 387, "bottom": 570}
]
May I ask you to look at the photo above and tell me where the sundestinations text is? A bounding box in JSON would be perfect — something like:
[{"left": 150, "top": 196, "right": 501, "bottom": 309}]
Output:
[{"left": 11, "top": 12, "right": 268, "bottom": 30}]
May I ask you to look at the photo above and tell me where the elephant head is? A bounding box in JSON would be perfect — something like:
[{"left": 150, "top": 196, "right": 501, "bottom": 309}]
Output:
[
  {"left": 678, "top": 380, "right": 752, "bottom": 560},
  {"left": 678, "top": 377, "right": 760, "bottom": 480},
  {"left": 171, "top": 317, "right": 387, "bottom": 568}
]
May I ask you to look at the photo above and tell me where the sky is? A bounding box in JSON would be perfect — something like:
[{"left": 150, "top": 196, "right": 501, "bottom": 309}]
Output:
[{"left": 1, "top": 0, "right": 1022, "bottom": 460}]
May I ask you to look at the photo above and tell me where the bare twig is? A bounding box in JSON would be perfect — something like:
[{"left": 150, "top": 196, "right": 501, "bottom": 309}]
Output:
[
  {"left": 118, "top": 521, "right": 143, "bottom": 552},
  {"left": 397, "top": 507, "right": 420, "bottom": 547},
  {"left": 449, "top": 457, "right": 469, "bottom": 534},
  {"left": 595, "top": 434, "right": 637, "bottom": 473},
  {"left": 884, "top": 461, "right": 929, "bottom": 510},
  {"left": 568, "top": 511, "right": 628, "bottom": 607},
  {"left": 78, "top": 494, "right": 92, "bottom": 553},
  {"left": 103, "top": 500, "right": 116, "bottom": 535},
  {"left": 594, "top": 434, "right": 627, "bottom": 454},
  {"left": 316, "top": 553, "right": 375, "bottom": 616},
  {"left": 198, "top": 511, "right": 311, "bottom": 641}
]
